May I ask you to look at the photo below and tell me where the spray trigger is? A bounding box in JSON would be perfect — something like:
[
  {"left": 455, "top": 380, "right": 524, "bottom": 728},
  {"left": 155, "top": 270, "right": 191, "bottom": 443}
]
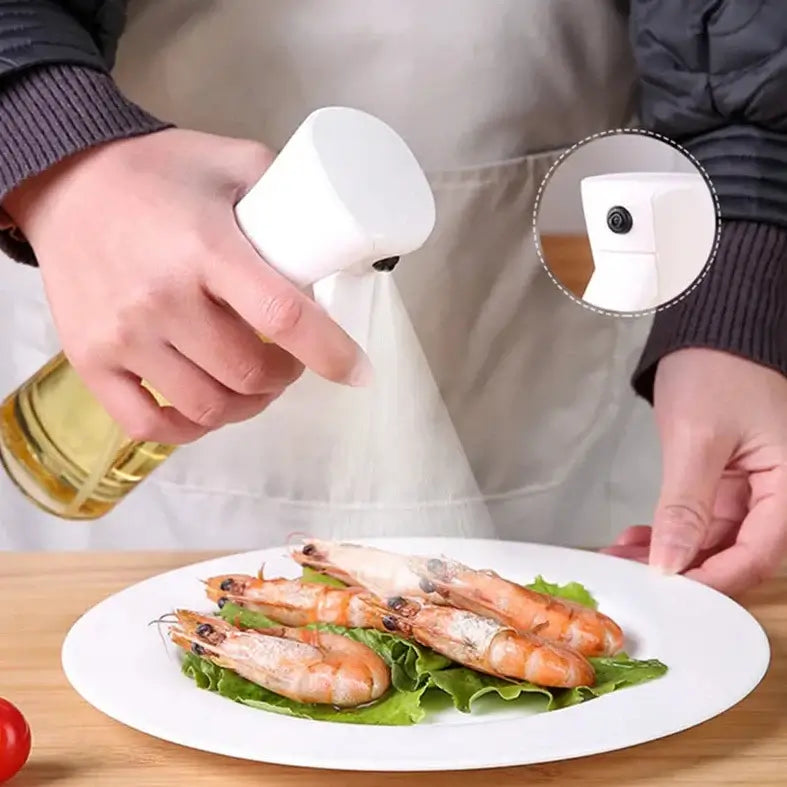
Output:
[{"left": 312, "top": 271, "right": 378, "bottom": 355}]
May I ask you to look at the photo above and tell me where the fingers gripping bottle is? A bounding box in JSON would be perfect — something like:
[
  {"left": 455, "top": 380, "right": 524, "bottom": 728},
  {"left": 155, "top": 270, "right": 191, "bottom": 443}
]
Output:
[{"left": 0, "top": 107, "right": 436, "bottom": 520}]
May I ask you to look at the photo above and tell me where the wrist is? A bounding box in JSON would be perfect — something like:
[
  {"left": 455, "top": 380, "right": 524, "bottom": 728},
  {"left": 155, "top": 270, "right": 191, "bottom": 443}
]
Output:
[
  {"left": 3, "top": 142, "right": 108, "bottom": 236},
  {"left": 0, "top": 63, "right": 172, "bottom": 263}
]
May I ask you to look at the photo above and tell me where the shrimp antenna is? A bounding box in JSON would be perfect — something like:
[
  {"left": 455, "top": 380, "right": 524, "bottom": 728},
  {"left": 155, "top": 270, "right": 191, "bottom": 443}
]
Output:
[
  {"left": 147, "top": 612, "right": 179, "bottom": 627},
  {"left": 285, "top": 531, "right": 315, "bottom": 550},
  {"left": 148, "top": 612, "right": 179, "bottom": 659}
]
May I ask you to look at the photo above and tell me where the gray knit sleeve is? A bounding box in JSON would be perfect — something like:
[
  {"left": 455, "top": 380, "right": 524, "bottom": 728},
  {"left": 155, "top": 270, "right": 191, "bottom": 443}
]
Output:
[{"left": 0, "top": 64, "right": 171, "bottom": 263}]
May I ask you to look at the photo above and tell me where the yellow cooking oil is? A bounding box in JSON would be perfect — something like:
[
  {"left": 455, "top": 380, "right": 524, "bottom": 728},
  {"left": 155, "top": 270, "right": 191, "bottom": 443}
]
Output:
[{"left": 0, "top": 353, "right": 175, "bottom": 519}]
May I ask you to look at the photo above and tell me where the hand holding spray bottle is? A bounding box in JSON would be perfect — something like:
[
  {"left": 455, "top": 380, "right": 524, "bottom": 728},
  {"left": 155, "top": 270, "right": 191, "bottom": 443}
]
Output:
[{"left": 0, "top": 107, "right": 436, "bottom": 520}]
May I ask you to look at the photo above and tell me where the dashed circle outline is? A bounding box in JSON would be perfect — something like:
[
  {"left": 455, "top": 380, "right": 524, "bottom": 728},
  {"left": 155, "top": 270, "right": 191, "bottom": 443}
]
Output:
[{"left": 531, "top": 128, "right": 722, "bottom": 318}]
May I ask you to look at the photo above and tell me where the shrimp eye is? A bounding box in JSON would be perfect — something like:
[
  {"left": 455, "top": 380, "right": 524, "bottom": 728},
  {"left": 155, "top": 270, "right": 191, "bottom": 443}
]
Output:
[
  {"left": 419, "top": 577, "right": 436, "bottom": 593},
  {"left": 381, "top": 615, "right": 399, "bottom": 631},
  {"left": 217, "top": 597, "right": 228, "bottom": 609},
  {"left": 196, "top": 623, "right": 214, "bottom": 638},
  {"left": 191, "top": 642, "right": 206, "bottom": 656},
  {"left": 219, "top": 578, "right": 235, "bottom": 592},
  {"left": 302, "top": 543, "right": 316, "bottom": 556},
  {"left": 387, "top": 596, "right": 407, "bottom": 611},
  {"left": 427, "top": 558, "right": 447, "bottom": 576}
]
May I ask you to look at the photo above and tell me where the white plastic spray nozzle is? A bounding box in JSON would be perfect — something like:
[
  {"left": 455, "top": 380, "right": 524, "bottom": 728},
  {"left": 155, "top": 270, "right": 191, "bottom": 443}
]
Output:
[
  {"left": 233, "top": 106, "right": 436, "bottom": 350},
  {"left": 579, "top": 172, "right": 715, "bottom": 312},
  {"left": 234, "top": 106, "right": 436, "bottom": 287}
]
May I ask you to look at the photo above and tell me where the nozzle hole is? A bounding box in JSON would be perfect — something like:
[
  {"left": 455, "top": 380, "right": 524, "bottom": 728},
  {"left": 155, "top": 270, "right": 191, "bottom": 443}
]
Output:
[
  {"left": 372, "top": 256, "right": 400, "bottom": 272},
  {"left": 606, "top": 206, "right": 633, "bottom": 234}
]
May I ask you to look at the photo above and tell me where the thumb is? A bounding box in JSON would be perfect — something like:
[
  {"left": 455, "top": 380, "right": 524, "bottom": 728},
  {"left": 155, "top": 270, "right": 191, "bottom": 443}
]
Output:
[
  {"left": 650, "top": 428, "right": 730, "bottom": 574},
  {"left": 223, "top": 138, "right": 276, "bottom": 189}
]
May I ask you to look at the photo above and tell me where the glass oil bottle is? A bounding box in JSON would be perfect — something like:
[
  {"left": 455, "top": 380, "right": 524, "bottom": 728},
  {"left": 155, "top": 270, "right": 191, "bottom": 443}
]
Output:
[{"left": 0, "top": 106, "right": 436, "bottom": 519}]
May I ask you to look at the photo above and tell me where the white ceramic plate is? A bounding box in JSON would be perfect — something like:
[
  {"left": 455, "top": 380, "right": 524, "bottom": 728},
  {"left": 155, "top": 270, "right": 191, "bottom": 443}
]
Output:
[{"left": 61, "top": 538, "right": 770, "bottom": 772}]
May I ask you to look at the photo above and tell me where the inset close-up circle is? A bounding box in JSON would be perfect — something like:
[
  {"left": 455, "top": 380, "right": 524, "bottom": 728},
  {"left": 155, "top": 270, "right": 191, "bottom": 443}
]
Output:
[{"left": 534, "top": 131, "right": 720, "bottom": 314}]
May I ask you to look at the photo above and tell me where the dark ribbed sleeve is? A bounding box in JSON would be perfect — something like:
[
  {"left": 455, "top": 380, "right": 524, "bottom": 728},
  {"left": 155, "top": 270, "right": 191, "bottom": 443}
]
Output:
[
  {"left": 0, "top": 64, "right": 170, "bottom": 263},
  {"left": 633, "top": 222, "right": 787, "bottom": 399},
  {"left": 629, "top": 0, "right": 787, "bottom": 400}
]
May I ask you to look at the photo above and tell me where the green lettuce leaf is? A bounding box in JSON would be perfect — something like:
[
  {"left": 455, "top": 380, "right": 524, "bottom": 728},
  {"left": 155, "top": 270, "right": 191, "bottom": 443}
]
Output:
[
  {"left": 553, "top": 654, "right": 669, "bottom": 709},
  {"left": 429, "top": 653, "right": 668, "bottom": 713},
  {"left": 301, "top": 566, "right": 347, "bottom": 587},
  {"left": 182, "top": 652, "right": 426, "bottom": 725},
  {"left": 429, "top": 668, "right": 552, "bottom": 712},
  {"left": 524, "top": 575, "right": 598, "bottom": 609},
  {"left": 179, "top": 573, "right": 667, "bottom": 724}
]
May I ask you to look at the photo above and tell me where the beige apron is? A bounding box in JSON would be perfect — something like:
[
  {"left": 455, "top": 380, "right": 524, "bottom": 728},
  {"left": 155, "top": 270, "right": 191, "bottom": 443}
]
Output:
[{"left": 0, "top": 0, "right": 659, "bottom": 550}]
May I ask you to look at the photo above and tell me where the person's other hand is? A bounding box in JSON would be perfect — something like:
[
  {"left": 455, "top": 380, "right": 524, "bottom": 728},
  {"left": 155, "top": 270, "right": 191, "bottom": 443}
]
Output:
[
  {"left": 3, "top": 129, "right": 371, "bottom": 444},
  {"left": 603, "top": 348, "right": 787, "bottom": 597}
]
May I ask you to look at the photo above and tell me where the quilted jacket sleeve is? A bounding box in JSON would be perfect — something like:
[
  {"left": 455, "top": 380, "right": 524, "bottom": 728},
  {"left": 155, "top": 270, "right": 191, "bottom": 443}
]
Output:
[
  {"left": 0, "top": 0, "right": 121, "bottom": 74},
  {"left": 629, "top": 0, "right": 787, "bottom": 400},
  {"left": 0, "top": 0, "right": 168, "bottom": 262}
]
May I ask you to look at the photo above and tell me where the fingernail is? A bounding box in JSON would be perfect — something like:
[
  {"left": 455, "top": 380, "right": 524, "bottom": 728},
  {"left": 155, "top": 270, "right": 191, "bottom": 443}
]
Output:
[
  {"left": 651, "top": 546, "right": 692, "bottom": 575},
  {"left": 346, "top": 352, "right": 374, "bottom": 387}
]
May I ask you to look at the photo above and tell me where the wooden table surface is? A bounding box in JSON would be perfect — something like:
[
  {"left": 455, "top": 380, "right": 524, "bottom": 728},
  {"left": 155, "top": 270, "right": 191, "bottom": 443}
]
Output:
[
  {"left": 538, "top": 233, "right": 595, "bottom": 298},
  {"left": 1, "top": 552, "right": 785, "bottom": 786}
]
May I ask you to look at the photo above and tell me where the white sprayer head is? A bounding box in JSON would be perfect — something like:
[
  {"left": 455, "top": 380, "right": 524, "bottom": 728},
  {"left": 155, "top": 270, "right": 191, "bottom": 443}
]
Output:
[
  {"left": 234, "top": 106, "right": 436, "bottom": 288},
  {"left": 579, "top": 172, "right": 715, "bottom": 311}
]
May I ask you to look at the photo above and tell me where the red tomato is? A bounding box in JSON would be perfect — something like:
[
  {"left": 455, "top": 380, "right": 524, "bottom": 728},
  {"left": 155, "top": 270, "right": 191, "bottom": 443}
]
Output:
[{"left": 0, "top": 699, "right": 31, "bottom": 783}]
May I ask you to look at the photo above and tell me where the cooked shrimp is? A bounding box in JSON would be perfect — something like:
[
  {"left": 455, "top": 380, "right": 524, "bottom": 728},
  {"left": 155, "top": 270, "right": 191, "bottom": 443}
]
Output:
[
  {"left": 203, "top": 574, "right": 593, "bottom": 688},
  {"left": 408, "top": 556, "right": 624, "bottom": 657},
  {"left": 367, "top": 596, "right": 595, "bottom": 688},
  {"left": 291, "top": 540, "right": 438, "bottom": 598},
  {"left": 169, "top": 609, "right": 390, "bottom": 707},
  {"left": 292, "top": 539, "right": 624, "bottom": 657},
  {"left": 204, "top": 573, "right": 381, "bottom": 628}
]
